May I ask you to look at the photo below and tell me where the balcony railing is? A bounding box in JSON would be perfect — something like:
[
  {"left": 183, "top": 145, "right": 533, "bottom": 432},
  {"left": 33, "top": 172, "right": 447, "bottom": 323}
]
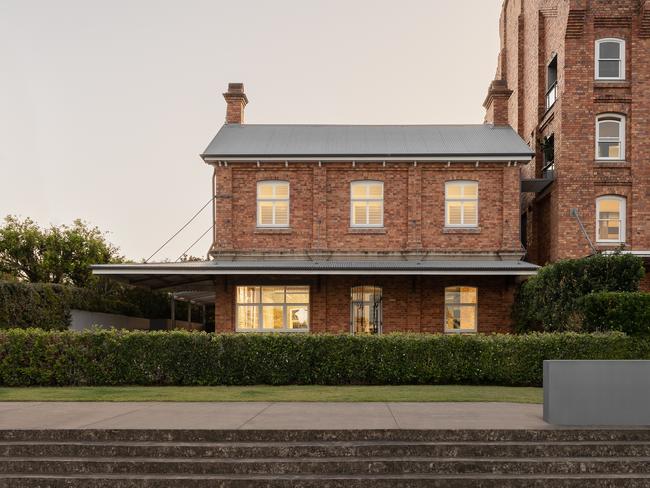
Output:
[
  {"left": 542, "top": 160, "right": 556, "bottom": 180},
  {"left": 546, "top": 82, "right": 557, "bottom": 110}
]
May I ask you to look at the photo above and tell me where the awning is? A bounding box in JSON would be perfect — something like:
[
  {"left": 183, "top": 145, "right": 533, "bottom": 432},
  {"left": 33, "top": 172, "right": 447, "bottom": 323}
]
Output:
[{"left": 92, "top": 259, "right": 539, "bottom": 290}]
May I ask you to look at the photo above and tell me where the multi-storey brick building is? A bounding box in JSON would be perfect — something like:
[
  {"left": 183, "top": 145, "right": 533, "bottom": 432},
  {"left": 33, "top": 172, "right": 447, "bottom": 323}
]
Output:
[
  {"left": 483, "top": 0, "right": 650, "bottom": 290},
  {"left": 97, "top": 83, "right": 537, "bottom": 333}
]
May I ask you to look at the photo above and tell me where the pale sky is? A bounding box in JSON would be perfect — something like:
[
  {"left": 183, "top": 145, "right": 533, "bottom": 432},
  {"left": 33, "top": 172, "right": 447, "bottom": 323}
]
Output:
[{"left": 0, "top": 0, "right": 502, "bottom": 261}]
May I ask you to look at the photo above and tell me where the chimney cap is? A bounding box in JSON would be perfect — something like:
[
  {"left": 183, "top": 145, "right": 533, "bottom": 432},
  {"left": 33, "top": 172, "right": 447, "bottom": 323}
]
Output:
[{"left": 223, "top": 82, "right": 248, "bottom": 104}]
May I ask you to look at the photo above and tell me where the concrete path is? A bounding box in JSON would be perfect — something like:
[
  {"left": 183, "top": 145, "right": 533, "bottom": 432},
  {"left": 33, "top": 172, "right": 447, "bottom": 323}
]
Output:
[{"left": 0, "top": 402, "right": 551, "bottom": 430}]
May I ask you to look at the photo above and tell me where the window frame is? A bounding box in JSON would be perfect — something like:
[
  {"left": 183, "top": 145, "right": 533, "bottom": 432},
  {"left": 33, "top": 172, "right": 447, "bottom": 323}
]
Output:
[
  {"left": 350, "top": 285, "right": 383, "bottom": 335},
  {"left": 350, "top": 180, "right": 384, "bottom": 228},
  {"left": 596, "top": 195, "right": 626, "bottom": 244},
  {"left": 595, "top": 38, "right": 625, "bottom": 81},
  {"left": 444, "top": 180, "right": 479, "bottom": 228},
  {"left": 235, "top": 285, "right": 310, "bottom": 333},
  {"left": 546, "top": 55, "right": 558, "bottom": 109},
  {"left": 256, "top": 180, "right": 290, "bottom": 228},
  {"left": 444, "top": 286, "right": 478, "bottom": 334},
  {"left": 595, "top": 114, "right": 625, "bottom": 161}
]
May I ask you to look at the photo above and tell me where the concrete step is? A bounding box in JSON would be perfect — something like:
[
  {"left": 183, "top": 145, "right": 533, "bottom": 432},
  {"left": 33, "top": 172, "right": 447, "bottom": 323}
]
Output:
[
  {"left": 3, "top": 429, "right": 650, "bottom": 443},
  {"left": 2, "top": 440, "right": 650, "bottom": 459},
  {"left": 2, "top": 456, "right": 650, "bottom": 475},
  {"left": 3, "top": 473, "right": 650, "bottom": 488}
]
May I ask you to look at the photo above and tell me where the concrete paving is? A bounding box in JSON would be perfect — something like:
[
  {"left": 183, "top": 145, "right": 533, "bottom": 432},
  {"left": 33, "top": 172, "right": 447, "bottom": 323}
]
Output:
[{"left": 0, "top": 402, "right": 552, "bottom": 430}]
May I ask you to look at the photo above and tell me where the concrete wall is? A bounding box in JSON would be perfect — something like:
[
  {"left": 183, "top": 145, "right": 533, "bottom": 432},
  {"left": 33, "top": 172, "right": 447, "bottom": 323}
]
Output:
[
  {"left": 70, "top": 310, "right": 203, "bottom": 332},
  {"left": 544, "top": 360, "right": 650, "bottom": 426}
]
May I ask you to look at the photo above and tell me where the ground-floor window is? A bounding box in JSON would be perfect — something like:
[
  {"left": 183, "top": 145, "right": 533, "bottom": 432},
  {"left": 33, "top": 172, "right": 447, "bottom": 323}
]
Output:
[
  {"left": 350, "top": 286, "right": 383, "bottom": 334},
  {"left": 236, "top": 286, "right": 309, "bottom": 332},
  {"left": 444, "top": 286, "right": 477, "bottom": 333}
]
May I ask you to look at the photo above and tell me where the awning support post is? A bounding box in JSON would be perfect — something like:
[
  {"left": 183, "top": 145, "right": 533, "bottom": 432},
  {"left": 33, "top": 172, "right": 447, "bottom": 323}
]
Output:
[
  {"left": 170, "top": 293, "right": 176, "bottom": 330},
  {"left": 187, "top": 301, "right": 192, "bottom": 327}
]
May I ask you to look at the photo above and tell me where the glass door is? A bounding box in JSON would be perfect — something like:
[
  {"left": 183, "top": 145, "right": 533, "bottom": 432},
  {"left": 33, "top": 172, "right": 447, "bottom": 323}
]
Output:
[{"left": 350, "top": 286, "right": 383, "bottom": 334}]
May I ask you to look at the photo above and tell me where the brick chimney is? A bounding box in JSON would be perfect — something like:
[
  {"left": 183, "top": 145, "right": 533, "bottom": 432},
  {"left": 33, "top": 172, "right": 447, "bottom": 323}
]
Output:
[
  {"left": 483, "top": 79, "right": 512, "bottom": 126},
  {"left": 223, "top": 82, "right": 248, "bottom": 124}
]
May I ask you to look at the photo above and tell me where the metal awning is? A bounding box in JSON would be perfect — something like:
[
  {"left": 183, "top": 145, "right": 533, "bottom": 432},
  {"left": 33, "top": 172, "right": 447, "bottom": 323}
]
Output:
[{"left": 92, "top": 259, "right": 539, "bottom": 290}]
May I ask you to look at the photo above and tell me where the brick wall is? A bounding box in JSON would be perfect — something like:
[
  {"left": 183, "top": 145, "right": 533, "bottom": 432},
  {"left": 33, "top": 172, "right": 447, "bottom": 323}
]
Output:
[{"left": 214, "top": 276, "right": 516, "bottom": 334}]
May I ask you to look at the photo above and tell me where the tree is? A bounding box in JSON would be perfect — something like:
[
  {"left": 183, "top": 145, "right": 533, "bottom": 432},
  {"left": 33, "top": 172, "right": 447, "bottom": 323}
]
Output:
[{"left": 0, "top": 216, "right": 123, "bottom": 287}]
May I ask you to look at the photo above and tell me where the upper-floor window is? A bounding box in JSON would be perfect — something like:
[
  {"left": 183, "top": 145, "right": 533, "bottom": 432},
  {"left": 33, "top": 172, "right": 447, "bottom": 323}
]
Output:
[
  {"left": 596, "top": 196, "right": 626, "bottom": 243},
  {"left": 596, "top": 114, "right": 625, "bottom": 160},
  {"left": 257, "top": 180, "right": 289, "bottom": 227},
  {"left": 595, "top": 38, "right": 625, "bottom": 80},
  {"left": 350, "top": 181, "right": 383, "bottom": 227},
  {"left": 546, "top": 55, "right": 558, "bottom": 109},
  {"left": 445, "top": 181, "right": 478, "bottom": 227},
  {"left": 444, "top": 286, "right": 477, "bottom": 333}
]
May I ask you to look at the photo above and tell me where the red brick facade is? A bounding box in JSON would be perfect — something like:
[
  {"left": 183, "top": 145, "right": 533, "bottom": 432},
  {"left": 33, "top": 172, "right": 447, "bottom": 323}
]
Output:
[{"left": 486, "top": 0, "right": 650, "bottom": 265}]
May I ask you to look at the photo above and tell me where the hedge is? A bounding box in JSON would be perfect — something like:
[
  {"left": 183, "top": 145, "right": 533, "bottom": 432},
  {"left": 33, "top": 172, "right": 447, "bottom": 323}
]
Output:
[
  {"left": 1, "top": 329, "right": 648, "bottom": 387},
  {"left": 513, "top": 253, "right": 645, "bottom": 332},
  {"left": 578, "top": 292, "right": 650, "bottom": 336}
]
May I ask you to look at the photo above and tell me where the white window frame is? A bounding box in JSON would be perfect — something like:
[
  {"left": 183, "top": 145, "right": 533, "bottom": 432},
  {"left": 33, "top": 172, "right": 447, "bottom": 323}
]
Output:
[
  {"left": 350, "top": 180, "right": 384, "bottom": 228},
  {"left": 595, "top": 38, "right": 625, "bottom": 81},
  {"left": 235, "top": 285, "right": 310, "bottom": 333},
  {"left": 256, "top": 180, "right": 290, "bottom": 227},
  {"left": 596, "top": 195, "right": 626, "bottom": 244},
  {"left": 444, "top": 286, "right": 478, "bottom": 334},
  {"left": 445, "top": 181, "right": 479, "bottom": 228},
  {"left": 595, "top": 114, "right": 625, "bottom": 161}
]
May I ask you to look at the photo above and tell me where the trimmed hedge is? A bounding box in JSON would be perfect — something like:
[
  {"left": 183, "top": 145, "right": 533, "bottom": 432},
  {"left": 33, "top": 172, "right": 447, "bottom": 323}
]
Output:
[
  {"left": 513, "top": 253, "right": 645, "bottom": 332},
  {"left": 1, "top": 329, "right": 649, "bottom": 387},
  {"left": 578, "top": 292, "right": 650, "bottom": 336}
]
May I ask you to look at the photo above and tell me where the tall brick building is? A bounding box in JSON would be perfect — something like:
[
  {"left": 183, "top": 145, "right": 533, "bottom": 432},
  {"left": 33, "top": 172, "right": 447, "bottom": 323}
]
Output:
[
  {"left": 96, "top": 83, "right": 538, "bottom": 334},
  {"left": 483, "top": 0, "right": 650, "bottom": 290}
]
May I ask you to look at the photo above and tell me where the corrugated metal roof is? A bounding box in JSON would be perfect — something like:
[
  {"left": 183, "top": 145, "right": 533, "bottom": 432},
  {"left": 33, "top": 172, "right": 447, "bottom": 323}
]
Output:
[{"left": 201, "top": 124, "right": 534, "bottom": 159}]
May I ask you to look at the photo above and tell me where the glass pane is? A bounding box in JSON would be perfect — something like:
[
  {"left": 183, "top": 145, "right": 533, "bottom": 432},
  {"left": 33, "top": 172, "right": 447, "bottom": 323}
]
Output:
[
  {"left": 446, "top": 183, "right": 462, "bottom": 198},
  {"left": 599, "top": 120, "right": 620, "bottom": 138},
  {"left": 599, "top": 60, "right": 620, "bottom": 78},
  {"left": 598, "top": 142, "right": 620, "bottom": 159},
  {"left": 274, "top": 182, "right": 289, "bottom": 198},
  {"left": 351, "top": 183, "right": 367, "bottom": 199},
  {"left": 287, "top": 306, "right": 309, "bottom": 329},
  {"left": 446, "top": 305, "right": 461, "bottom": 330},
  {"left": 462, "top": 202, "right": 478, "bottom": 225},
  {"left": 257, "top": 182, "right": 274, "bottom": 198},
  {"left": 286, "top": 286, "right": 309, "bottom": 304},
  {"left": 459, "top": 306, "right": 477, "bottom": 330},
  {"left": 367, "top": 202, "right": 383, "bottom": 225},
  {"left": 462, "top": 183, "right": 478, "bottom": 198},
  {"left": 274, "top": 202, "right": 289, "bottom": 225},
  {"left": 599, "top": 199, "right": 620, "bottom": 214},
  {"left": 460, "top": 286, "right": 477, "bottom": 304},
  {"left": 262, "top": 305, "right": 284, "bottom": 329},
  {"left": 261, "top": 286, "right": 285, "bottom": 303},
  {"left": 237, "top": 305, "right": 258, "bottom": 329},
  {"left": 445, "top": 287, "right": 461, "bottom": 304},
  {"left": 353, "top": 304, "right": 371, "bottom": 334},
  {"left": 599, "top": 41, "right": 620, "bottom": 59},
  {"left": 447, "top": 202, "right": 462, "bottom": 225},
  {"left": 367, "top": 182, "right": 383, "bottom": 198},
  {"left": 599, "top": 219, "right": 620, "bottom": 240},
  {"left": 258, "top": 202, "right": 274, "bottom": 225},
  {"left": 352, "top": 202, "right": 367, "bottom": 225},
  {"left": 236, "top": 286, "right": 259, "bottom": 304}
]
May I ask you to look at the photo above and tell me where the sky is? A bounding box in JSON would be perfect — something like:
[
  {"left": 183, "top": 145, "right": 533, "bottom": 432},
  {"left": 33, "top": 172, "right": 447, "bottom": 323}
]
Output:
[{"left": 0, "top": 0, "right": 502, "bottom": 262}]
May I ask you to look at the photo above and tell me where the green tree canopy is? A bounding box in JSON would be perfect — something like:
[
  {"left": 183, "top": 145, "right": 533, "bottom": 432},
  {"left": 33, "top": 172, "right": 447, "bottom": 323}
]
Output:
[{"left": 0, "top": 216, "right": 123, "bottom": 287}]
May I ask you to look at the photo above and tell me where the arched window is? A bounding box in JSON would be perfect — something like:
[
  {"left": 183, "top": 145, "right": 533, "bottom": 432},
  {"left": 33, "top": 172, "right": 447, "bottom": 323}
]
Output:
[
  {"left": 350, "top": 286, "right": 383, "bottom": 335},
  {"left": 596, "top": 196, "right": 626, "bottom": 243},
  {"left": 445, "top": 181, "right": 478, "bottom": 227},
  {"left": 595, "top": 38, "right": 625, "bottom": 80},
  {"left": 257, "top": 180, "right": 289, "bottom": 227},
  {"left": 444, "top": 286, "right": 478, "bottom": 333},
  {"left": 350, "top": 181, "right": 383, "bottom": 227},
  {"left": 596, "top": 114, "right": 625, "bottom": 160}
]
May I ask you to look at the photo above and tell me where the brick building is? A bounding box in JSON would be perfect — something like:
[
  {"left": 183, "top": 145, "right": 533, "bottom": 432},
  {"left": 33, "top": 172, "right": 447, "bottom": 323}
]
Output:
[
  {"left": 484, "top": 0, "right": 650, "bottom": 290},
  {"left": 96, "top": 83, "right": 537, "bottom": 333}
]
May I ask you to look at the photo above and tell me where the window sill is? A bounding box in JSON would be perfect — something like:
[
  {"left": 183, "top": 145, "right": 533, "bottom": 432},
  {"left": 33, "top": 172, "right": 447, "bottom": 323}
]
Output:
[
  {"left": 348, "top": 227, "right": 386, "bottom": 234},
  {"left": 594, "top": 80, "right": 629, "bottom": 88},
  {"left": 443, "top": 227, "right": 481, "bottom": 234},
  {"left": 254, "top": 227, "right": 293, "bottom": 234},
  {"left": 594, "top": 160, "right": 629, "bottom": 166}
]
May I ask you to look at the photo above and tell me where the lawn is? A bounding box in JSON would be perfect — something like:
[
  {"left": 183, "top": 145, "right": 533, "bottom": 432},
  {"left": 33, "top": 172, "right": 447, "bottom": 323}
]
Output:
[{"left": 0, "top": 385, "right": 542, "bottom": 403}]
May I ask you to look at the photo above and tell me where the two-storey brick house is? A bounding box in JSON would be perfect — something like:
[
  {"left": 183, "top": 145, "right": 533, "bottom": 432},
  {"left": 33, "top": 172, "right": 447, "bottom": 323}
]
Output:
[
  {"left": 484, "top": 0, "right": 650, "bottom": 290},
  {"left": 96, "top": 83, "right": 537, "bottom": 333}
]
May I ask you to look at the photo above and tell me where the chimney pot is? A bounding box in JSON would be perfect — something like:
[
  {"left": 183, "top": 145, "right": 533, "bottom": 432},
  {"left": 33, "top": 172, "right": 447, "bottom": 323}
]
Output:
[{"left": 223, "top": 82, "right": 248, "bottom": 124}]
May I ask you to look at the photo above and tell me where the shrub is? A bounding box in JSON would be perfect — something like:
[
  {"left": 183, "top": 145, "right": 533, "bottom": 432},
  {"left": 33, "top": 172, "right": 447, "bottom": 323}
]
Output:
[
  {"left": 1, "top": 329, "right": 648, "bottom": 387},
  {"left": 578, "top": 292, "right": 650, "bottom": 336},
  {"left": 513, "top": 253, "right": 645, "bottom": 332}
]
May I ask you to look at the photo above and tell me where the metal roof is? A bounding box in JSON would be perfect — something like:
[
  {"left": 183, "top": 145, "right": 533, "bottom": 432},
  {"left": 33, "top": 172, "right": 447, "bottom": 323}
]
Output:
[
  {"left": 93, "top": 259, "right": 539, "bottom": 290},
  {"left": 201, "top": 124, "right": 534, "bottom": 159}
]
